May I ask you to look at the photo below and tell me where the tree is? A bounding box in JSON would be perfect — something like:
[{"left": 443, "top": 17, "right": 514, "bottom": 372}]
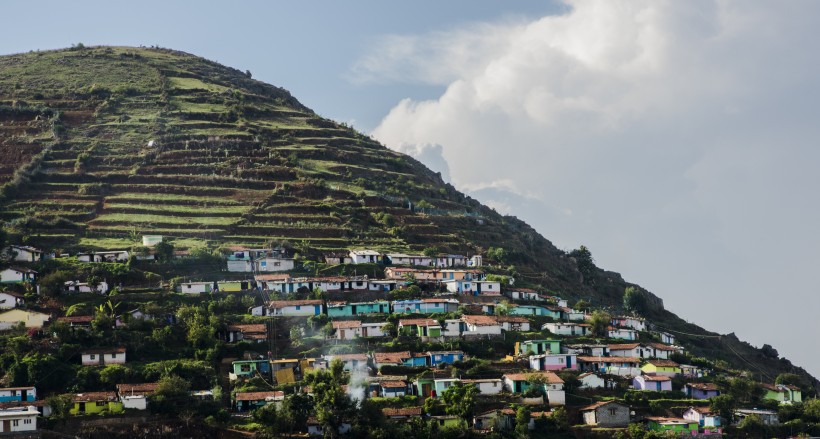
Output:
[
  {"left": 279, "top": 393, "right": 313, "bottom": 433},
  {"left": 623, "top": 286, "right": 648, "bottom": 314},
  {"left": 150, "top": 375, "right": 192, "bottom": 415},
  {"left": 802, "top": 398, "right": 820, "bottom": 422},
  {"left": 154, "top": 241, "right": 175, "bottom": 262},
  {"left": 589, "top": 310, "right": 611, "bottom": 337},
  {"left": 710, "top": 394, "right": 736, "bottom": 422},
  {"left": 440, "top": 381, "right": 479, "bottom": 422},
  {"left": 308, "top": 359, "right": 355, "bottom": 439},
  {"left": 514, "top": 406, "right": 531, "bottom": 438},
  {"left": 569, "top": 245, "right": 596, "bottom": 284},
  {"left": 486, "top": 247, "right": 508, "bottom": 265},
  {"left": 46, "top": 394, "right": 75, "bottom": 424}
]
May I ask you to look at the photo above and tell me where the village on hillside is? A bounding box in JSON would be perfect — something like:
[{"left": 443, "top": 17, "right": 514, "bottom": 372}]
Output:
[{"left": 0, "top": 239, "right": 817, "bottom": 438}]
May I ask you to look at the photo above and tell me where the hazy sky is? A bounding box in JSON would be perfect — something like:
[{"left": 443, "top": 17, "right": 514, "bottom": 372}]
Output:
[{"left": 2, "top": 1, "right": 819, "bottom": 379}]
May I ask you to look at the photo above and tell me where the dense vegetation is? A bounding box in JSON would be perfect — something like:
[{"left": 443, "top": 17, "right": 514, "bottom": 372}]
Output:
[{"left": 0, "top": 46, "right": 817, "bottom": 437}]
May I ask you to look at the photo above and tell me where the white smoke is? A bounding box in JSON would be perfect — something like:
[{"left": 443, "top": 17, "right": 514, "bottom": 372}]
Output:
[{"left": 346, "top": 363, "right": 369, "bottom": 406}]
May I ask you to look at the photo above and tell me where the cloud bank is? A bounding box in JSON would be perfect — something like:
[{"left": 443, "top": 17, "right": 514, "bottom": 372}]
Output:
[{"left": 361, "top": 1, "right": 820, "bottom": 377}]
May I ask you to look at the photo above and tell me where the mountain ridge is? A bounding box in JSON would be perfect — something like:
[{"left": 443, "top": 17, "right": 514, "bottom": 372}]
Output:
[{"left": 0, "top": 45, "right": 816, "bottom": 390}]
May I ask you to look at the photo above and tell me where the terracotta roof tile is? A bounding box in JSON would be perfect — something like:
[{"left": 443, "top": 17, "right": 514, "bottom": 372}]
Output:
[{"left": 235, "top": 391, "right": 284, "bottom": 401}]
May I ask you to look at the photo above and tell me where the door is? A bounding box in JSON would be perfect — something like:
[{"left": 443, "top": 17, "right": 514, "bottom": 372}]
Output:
[
  {"left": 21, "top": 389, "right": 27, "bottom": 401},
  {"left": 421, "top": 383, "right": 432, "bottom": 397},
  {"left": 79, "top": 402, "right": 86, "bottom": 413},
  {"left": 351, "top": 305, "right": 357, "bottom": 315},
  {"left": 2, "top": 420, "right": 10, "bottom": 432}
]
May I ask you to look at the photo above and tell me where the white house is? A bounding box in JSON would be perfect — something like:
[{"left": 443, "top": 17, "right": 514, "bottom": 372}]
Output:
[
  {"left": 658, "top": 332, "right": 676, "bottom": 345},
  {"left": 442, "top": 319, "right": 462, "bottom": 337},
  {"left": 0, "top": 405, "right": 38, "bottom": 433},
  {"left": 385, "top": 253, "right": 432, "bottom": 266},
  {"left": 81, "top": 348, "right": 126, "bottom": 366},
  {"left": 683, "top": 407, "right": 722, "bottom": 429},
  {"left": 64, "top": 280, "right": 109, "bottom": 294},
  {"left": 444, "top": 279, "right": 501, "bottom": 295},
  {"left": 179, "top": 281, "right": 214, "bottom": 294},
  {"left": 578, "top": 372, "right": 607, "bottom": 389},
  {"left": 2, "top": 245, "right": 44, "bottom": 262},
  {"left": 0, "top": 267, "right": 37, "bottom": 283},
  {"left": 543, "top": 322, "right": 591, "bottom": 336},
  {"left": 461, "top": 315, "right": 502, "bottom": 336},
  {"left": 332, "top": 320, "right": 362, "bottom": 340},
  {"left": 0, "top": 291, "right": 25, "bottom": 309},
  {"left": 611, "top": 316, "right": 647, "bottom": 331},
  {"left": 529, "top": 353, "right": 578, "bottom": 371},
  {"left": 506, "top": 288, "right": 543, "bottom": 301},
  {"left": 608, "top": 343, "right": 675, "bottom": 360},
  {"left": 349, "top": 250, "right": 382, "bottom": 264},
  {"left": 321, "top": 353, "right": 368, "bottom": 371},
  {"left": 77, "top": 250, "right": 129, "bottom": 263},
  {"left": 432, "top": 254, "right": 467, "bottom": 268},
  {"left": 496, "top": 316, "right": 531, "bottom": 332},
  {"left": 361, "top": 322, "right": 388, "bottom": 338},
  {"left": 368, "top": 280, "right": 397, "bottom": 292},
  {"left": 379, "top": 381, "right": 408, "bottom": 398},
  {"left": 463, "top": 378, "right": 503, "bottom": 395},
  {"left": 116, "top": 383, "right": 157, "bottom": 410},
  {"left": 607, "top": 327, "right": 639, "bottom": 341},
  {"left": 255, "top": 257, "right": 295, "bottom": 272},
  {"left": 468, "top": 255, "right": 483, "bottom": 267},
  {"left": 264, "top": 300, "right": 323, "bottom": 317}
]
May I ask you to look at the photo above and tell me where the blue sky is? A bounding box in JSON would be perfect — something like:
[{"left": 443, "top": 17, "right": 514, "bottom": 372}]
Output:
[{"left": 3, "top": 1, "right": 819, "bottom": 380}]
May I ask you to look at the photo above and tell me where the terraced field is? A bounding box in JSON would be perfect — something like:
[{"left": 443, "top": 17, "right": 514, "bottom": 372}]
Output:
[{"left": 0, "top": 46, "right": 576, "bottom": 287}]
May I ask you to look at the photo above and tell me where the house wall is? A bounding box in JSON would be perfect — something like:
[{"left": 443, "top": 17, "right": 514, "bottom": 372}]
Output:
[
  {"left": 0, "top": 293, "right": 21, "bottom": 309},
  {"left": 471, "top": 380, "right": 502, "bottom": 395},
  {"left": 0, "top": 410, "right": 38, "bottom": 432},
  {"left": 361, "top": 323, "right": 386, "bottom": 337},
  {"left": 256, "top": 258, "right": 295, "bottom": 272},
  {"left": 70, "top": 401, "right": 124, "bottom": 415},
  {"left": 587, "top": 404, "right": 630, "bottom": 427},
  {"left": 275, "top": 305, "right": 321, "bottom": 316},
  {"left": 120, "top": 395, "right": 148, "bottom": 410}
]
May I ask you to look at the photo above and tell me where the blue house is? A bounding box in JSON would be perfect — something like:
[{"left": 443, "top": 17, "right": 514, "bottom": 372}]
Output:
[
  {"left": 0, "top": 387, "right": 36, "bottom": 403},
  {"left": 427, "top": 351, "right": 464, "bottom": 366}
]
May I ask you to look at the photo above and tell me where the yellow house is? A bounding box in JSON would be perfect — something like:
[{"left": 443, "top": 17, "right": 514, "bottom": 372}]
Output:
[
  {"left": 640, "top": 360, "right": 681, "bottom": 377},
  {"left": 0, "top": 309, "right": 51, "bottom": 329},
  {"left": 70, "top": 392, "right": 124, "bottom": 415}
]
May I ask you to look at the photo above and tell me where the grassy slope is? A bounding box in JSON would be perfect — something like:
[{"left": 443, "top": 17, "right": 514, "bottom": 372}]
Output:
[{"left": 0, "top": 46, "right": 815, "bottom": 387}]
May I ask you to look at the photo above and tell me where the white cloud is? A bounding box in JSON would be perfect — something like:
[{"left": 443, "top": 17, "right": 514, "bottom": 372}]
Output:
[{"left": 363, "top": 0, "right": 820, "bottom": 377}]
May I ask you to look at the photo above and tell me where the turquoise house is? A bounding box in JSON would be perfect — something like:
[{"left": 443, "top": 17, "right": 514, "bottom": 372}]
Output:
[
  {"left": 510, "top": 305, "right": 559, "bottom": 318},
  {"left": 0, "top": 386, "right": 36, "bottom": 403},
  {"left": 327, "top": 300, "right": 390, "bottom": 317}
]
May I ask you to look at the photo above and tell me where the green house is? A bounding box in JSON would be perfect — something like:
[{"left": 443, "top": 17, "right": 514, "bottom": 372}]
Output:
[
  {"left": 515, "top": 339, "right": 561, "bottom": 356},
  {"left": 399, "top": 319, "right": 442, "bottom": 337},
  {"left": 70, "top": 392, "right": 124, "bottom": 415},
  {"left": 645, "top": 417, "right": 698, "bottom": 433},
  {"left": 510, "top": 305, "right": 559, "bottom": 318},
  {"left": 763, "top": 384, "right": 802, "bottom": 404}
]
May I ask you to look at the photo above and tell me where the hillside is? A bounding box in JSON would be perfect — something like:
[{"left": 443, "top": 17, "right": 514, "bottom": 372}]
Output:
[{"left": 0, "top": 45, "right": 816, "bottom": 391}]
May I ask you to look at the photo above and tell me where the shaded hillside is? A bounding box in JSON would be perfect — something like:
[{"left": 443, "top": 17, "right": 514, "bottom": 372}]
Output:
[{"left": 0, "top": 45, "right": 815, "bottom": 387}]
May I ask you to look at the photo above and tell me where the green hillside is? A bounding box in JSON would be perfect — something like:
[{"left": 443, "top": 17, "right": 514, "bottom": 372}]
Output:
[{"left": 0, "top": 45, "right": 816, "bottom": 389}]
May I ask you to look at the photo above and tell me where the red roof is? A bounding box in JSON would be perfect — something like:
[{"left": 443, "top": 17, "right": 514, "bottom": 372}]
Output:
[
  {"left": 227, "top": 324, "right": 267, "bottom": 333},
  {"left": 461, "top": 315, "right": 498, "bottom": 326},
  {"left": 608, "top": 343, "right": 640, "bottom": 350},
  {"left": 495, "top": 316, "right": 528, "bottom": 323},
  {"left": 686, "top": 382, "right": 720, "bottom": 391},
  {"left": 399, "top": 318, "right": 438, "bottom": 327},
  {"left": 504, "top": 371, "right": 564, "bottom": 384},
  {"left": 577, "top": 356, "right": 640, "bottom": 363},
  {"left": 639, "top": 375, "right": 671, "bottom": 382},
  {"left": 73, "top": 391, "right": 118, "bottom": 402},
  {"left": 332, "top": 320, "right": 362, "bottom": 329},
  {"left": 235, "top": 391, "right": 284, "bottom": 401},
  {"left": 645, "top": 360, "right": 680, "bottom": 368},
  {"left": 255, "top": 274, "right": 291, "bottom": 281},
  {"left": 373, "top": 351, "right": 411, "bottom": 364},
  {"left": 58, "top": 315, "right": 93, "bottom": 324},
  {"left": 380, "top": 381, "right": 407, "bottom": 388},
  {"left": 382, "top": 407, "right": 422, "bottom": 417},
  {"left": 116, "top": 383, "right": 158, "bottom": 396}
]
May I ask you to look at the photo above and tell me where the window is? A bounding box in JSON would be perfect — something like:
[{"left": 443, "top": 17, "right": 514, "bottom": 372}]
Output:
[
  {"left": 24, "top": 419, "right": 32, "bottom": 424},
  {"left": 241, "top": 364, "right": 251, "bottom": 372},
  {"left": 609, "top": 408, "right": 617, "bottom": 416},
  {"left": 273, "top": 262, "right": 281, "bottom": 266},
  {"left": 261, "top": 261, "right": 267, "bottom": 267},
  {"left": 13, "top": 420, "right": 19, "bottom": 426},
  {"left": 111, "top": 353, "right": 117, "bottom": 358},
  {"left": 295, "top": 305, "right": 301, "bottom": 310},
  {"left": 96, "top": 401, "right": 106, "bottom": 407},
  {"left": 89, "top": 354, "right": 96, "bottom": 360}
]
